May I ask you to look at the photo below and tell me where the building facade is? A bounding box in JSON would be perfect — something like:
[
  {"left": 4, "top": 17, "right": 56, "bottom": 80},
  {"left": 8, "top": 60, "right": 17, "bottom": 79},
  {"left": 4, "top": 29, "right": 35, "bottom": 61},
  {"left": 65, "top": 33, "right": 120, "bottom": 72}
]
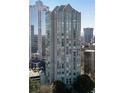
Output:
[
  {"left": 81, "top": 45, "right": 95, "bottom": 80},
  {"left": 30, "top": 25, "right": 38, "bottom": 53},
  {"left": 84, "top": 28, "right": 94, "bottom": 44},
  {"left": 29, "top": 0, "right": 49, "bottom": 60},
  {"left": 46, "top": 4, "right": 81, "bottom": 85},
  {"left": 84, "top": 49, "right": 95, "bottom": 75},
  {"left": 42, "top": 35, "right": 47, "bottom": 59}
]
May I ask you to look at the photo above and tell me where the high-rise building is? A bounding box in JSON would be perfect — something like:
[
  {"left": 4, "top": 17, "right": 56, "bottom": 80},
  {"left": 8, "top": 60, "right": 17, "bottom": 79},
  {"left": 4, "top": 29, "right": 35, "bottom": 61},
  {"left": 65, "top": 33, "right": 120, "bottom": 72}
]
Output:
[
  {"left": 30, "top": 25, "right": 38, "bottom": 54},
  {"left": 46, "top": 4, "right": 81, "bottom": 85},
  {"left": 84, "top": 28, "right": 93, "bottom": 44},
  {"left": 29, "top": 0, "right": 49, "bottom": 60}
]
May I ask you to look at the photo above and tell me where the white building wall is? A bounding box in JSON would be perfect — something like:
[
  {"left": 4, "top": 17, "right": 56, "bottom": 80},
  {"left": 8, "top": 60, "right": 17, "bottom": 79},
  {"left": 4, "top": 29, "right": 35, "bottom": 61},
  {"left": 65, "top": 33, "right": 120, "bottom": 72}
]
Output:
[{"left": 46, "top": 5, "right": 81, "bottom": 85}]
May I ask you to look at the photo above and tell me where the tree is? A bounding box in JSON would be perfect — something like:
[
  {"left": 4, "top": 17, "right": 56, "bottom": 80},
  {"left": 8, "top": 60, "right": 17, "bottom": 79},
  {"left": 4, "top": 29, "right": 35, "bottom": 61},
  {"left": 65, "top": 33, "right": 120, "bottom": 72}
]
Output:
[
  {"left": 40, "top": 85, "right": 51, "bottom": 93},
  {"left": 73, "top": 74, "right": 95, "bottom": 93},
  {"left": 29, "top": 79, "right": 40, "bottom": 93},
  {"left": 52, "top": 80, "right": 67, "bottom": 93}
]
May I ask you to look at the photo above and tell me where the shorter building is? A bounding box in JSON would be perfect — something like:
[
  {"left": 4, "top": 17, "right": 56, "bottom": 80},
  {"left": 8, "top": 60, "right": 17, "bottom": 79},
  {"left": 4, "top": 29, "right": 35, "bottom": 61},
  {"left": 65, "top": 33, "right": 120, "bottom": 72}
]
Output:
[
  {"left": 81, "top": 44, "right": 95, "bottom": 80},
  {"left": 84, "top": 49, "right": 95, "bottom": 75},
  {"left": 29, "top": 58, "right": 46, "bottom": 83},
  {"left": 29, "top": 58, "right": 45, "bottom": 72},
  {"left": 29, "top": 69, "right": 41, "bottom": 81}
]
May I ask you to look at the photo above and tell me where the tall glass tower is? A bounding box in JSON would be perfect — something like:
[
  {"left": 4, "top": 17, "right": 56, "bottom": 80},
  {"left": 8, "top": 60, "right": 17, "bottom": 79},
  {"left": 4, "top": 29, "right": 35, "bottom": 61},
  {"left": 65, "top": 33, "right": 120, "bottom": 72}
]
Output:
[{"left": 29, "top": 0, "right": 49, "bottom": 60}]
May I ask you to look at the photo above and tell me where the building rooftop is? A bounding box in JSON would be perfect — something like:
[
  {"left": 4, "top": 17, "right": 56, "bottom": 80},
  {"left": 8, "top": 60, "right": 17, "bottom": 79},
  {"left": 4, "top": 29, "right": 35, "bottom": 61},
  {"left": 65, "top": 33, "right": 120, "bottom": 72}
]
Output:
[
  {"left": 29, "top": 69, "right": 41, "bottom": 77},
  {"left": 84, "top": 50, "right": 95, "bottom": 52},
  {"left": 52, "top": 4, "right": 80, "bottom": 13},
  {"left": 35, "top": 0, "right": 43, "bottom": 6}
]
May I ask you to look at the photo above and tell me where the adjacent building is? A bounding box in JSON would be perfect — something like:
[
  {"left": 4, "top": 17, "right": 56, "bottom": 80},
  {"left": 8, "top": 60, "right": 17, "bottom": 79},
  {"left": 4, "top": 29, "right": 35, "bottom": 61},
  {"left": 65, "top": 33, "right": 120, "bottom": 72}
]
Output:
[
  {"left": 29, "top": 0, "right": 49, "bottom": 60},
  {"left": 84, "top": 28, "right": 94, "bottom": 44},
  {"left": 30, "top": 25, "right": 38, "bottom": 53},
  {"left": 81, "top": 45, "right": 95, "bottom": 80},
  {"left": 46, "top": 4, "right": 81, "bottom": 85},
  {"left": 84, "top": 49, "right": 95, "bottom": 75}
]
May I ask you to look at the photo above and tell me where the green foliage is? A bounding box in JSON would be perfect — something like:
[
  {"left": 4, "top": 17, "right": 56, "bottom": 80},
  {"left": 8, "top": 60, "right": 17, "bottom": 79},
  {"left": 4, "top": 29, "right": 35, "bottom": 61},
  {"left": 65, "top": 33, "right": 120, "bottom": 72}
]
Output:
[
  {"left": 29, "top": 78, "right": 51, "bottom": 93},
  {"left": 52, "top": 80, "right": 67, "bottom": 93},
  {"left": 40, "top": 85, "right": 51, "bottom": 93},
  {"left": 29, "top": 79, "right": 40, "bottom": 93},
  {"left": 72, "top": 75, "right": 95, "bottom": 93},
  {"left": 29, "top": 75, "right": 95, "bottom": 93}
]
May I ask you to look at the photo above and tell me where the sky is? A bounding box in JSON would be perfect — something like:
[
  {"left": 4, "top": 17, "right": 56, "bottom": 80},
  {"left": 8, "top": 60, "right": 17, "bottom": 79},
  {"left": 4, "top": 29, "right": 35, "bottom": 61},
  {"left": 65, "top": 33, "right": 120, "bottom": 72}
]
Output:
[{"left": 29, "top": 0, "right": 95, "bottom": 34}]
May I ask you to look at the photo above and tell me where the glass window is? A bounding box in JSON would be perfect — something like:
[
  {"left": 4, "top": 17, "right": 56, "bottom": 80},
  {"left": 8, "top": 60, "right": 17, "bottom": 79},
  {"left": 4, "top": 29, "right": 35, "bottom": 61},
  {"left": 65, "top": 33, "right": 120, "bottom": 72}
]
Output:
[
  {"left": 74, "top": 41, "right": 76, "bottom": 46},
  {"left": 66, "top": 79, "right": 68, "bottom": 84},
  {"left": 57, "top": 38, "right": 59, "bottom": 44},
  {"left": 74, "top": 32, "right": 76, "bottom": 38},
  {"left": 62, "top": 64, "right": 64, "bottom": 68},
  {"left": 62, "top": 39, "right": 64, "bottom": 46},
  {"left": 62, "top": 71, "right": 64, "bottom": 74},
  {"left": 69, "top": 78, "right": 71, "bottom": 84},
  {"left": 57, "top": 63, "right": 59, "bottom": 68},
  {"left": 66, "top": 47, "right": 69, "bottom": 54},
  {"left": 66, "top": 38, "right": 69, "bottom": 43},
  {"left": 73, "top": 62, "right": 76, "bottom": 70},
  {"left": 61, "top": 33, "right": 64, "bottom": 36},
  {"left": 69, "top": 49, "right": 72, "bottom": 54},
  {"left": 61, "top": 77, "right": 64, "bottom": 82},
  {"left": 73, "top": 72, "right": 76, "bottom": 75},
  {"left": 73, "top": 52, "right": 76, "bottom": 56},
  {"left": 74, "top": 57, "right": 76, "bottom": 62}
]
